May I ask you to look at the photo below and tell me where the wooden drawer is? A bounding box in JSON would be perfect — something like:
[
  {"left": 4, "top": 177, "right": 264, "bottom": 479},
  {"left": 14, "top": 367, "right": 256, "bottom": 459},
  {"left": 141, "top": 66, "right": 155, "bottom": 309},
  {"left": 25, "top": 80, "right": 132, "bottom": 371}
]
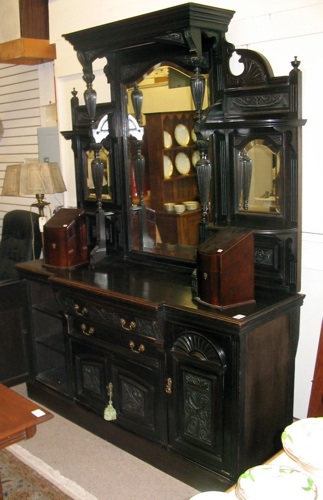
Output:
[
  {"left": 67, "top": 315, "right": 159, "bottom": 360},
  {"left": 56, "top": 290, "right": 163, "bottom": 341}
]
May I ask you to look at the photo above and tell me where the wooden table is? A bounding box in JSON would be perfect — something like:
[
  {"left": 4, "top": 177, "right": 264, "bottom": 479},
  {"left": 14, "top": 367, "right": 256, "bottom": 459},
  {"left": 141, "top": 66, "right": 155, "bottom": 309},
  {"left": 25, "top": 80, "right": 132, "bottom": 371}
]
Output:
[{"left": 0, "top": 384, "right": 53, "bottom": 497}]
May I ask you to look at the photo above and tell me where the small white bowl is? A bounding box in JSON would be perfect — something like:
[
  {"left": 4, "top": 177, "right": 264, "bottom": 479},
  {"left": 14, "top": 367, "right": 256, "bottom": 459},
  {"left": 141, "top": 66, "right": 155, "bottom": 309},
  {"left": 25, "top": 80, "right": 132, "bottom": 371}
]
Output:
[
  {"left": 184, "top": 201, "right": 199, "bottom": 211},
  {"left": 164, "top": 203, "right": 174, "bottom": 212},
  {"left": 174, "top": 204, "right": 186, "bottom": 213}
]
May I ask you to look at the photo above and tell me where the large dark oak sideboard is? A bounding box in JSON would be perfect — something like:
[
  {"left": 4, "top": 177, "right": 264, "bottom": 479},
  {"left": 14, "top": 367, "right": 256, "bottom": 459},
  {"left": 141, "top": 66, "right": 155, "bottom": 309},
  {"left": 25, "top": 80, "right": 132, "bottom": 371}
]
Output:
[
  {"left": 14, "top": 5, "right": 305, "bottom": 490},
  {"left": 17, "top": 259, "right": 303, "bottom": 490}
]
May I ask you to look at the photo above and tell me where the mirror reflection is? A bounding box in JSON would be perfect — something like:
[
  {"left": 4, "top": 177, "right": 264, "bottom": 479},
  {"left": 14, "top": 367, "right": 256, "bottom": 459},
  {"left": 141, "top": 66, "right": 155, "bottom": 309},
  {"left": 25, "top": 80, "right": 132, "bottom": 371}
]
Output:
[
  {"left": 237, "top": 139, "right": 281, "bottom": 214},
  {"left": 127, "top": 65, "right": 209, "bottom": 256}
]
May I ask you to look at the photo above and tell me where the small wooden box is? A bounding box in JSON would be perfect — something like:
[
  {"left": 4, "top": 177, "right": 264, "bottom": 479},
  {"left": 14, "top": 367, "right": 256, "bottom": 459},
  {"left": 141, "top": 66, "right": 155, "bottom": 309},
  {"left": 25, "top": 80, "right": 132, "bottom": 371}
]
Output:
[
  {"left": 43, "top": 208, "right": 88, "bottom": 269},
  {"left": 196, "top": 227, "right": 255, "bottom": 309}
]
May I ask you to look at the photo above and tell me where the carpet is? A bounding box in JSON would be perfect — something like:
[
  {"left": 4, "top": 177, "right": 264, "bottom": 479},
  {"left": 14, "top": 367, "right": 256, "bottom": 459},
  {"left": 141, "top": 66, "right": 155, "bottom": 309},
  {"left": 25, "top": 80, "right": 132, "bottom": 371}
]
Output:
[{"left": 0, "top": 449, "right": 72, "bottom": 499}]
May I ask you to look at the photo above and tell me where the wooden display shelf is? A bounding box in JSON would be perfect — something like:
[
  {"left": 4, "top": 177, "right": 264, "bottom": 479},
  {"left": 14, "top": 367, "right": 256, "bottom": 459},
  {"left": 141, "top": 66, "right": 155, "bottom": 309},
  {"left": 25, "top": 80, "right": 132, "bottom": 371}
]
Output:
[
  {"left": 156, "top": 209, "right": 202, "bottom": 246},
  {"left": 0, "top": 38, "right": 56, "bottom": 65},
  {"left": 145, "top": 111, "right": 198, "bottom": 212}
]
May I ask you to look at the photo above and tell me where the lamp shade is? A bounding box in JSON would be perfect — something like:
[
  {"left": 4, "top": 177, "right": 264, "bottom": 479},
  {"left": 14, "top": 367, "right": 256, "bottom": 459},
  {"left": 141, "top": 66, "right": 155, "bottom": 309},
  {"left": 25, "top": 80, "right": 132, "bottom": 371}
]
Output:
[{"left": 1, "top": 162, "right": 66, "bottom": 196}]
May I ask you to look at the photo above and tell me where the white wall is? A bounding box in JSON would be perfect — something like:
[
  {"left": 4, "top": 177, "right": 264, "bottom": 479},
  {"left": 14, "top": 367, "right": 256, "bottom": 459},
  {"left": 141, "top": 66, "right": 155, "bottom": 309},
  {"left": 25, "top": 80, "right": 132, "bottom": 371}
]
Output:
[
  {"left": 0, "top": 0, "right": 20, "bottom": 43},
  {"left": 48, "top": 0, "right": 323, "bottom": 418},
  {"left": 0, "top": 62, "right": 65, "bottom": 226}
]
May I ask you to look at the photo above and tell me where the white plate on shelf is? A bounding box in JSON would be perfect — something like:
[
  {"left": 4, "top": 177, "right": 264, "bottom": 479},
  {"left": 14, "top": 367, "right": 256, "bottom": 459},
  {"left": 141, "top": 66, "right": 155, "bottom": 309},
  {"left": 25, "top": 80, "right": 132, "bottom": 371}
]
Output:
[
  {"left": 163, "top": 131, "right": 172, "bottom": 148},
  {"left": 174, "top": 123, "right": 190, "bottom": 146},
  {"left": 191, "top": 128, "right": 197, "bottom": 142},
  {"left": 163, "top": 155, "right": 173, "bottom": 178},
  {"left": 175, "top": 152, "right": 190, "bottom": 175},
  {"left": 236, "top": 465, "right": 318, "bottom": 500},
  {"left": 282, "top": 417, "right": 323, "bottom": 467},
  {"left": 192, "top": 150, "right": 200, "bottom": 167}
]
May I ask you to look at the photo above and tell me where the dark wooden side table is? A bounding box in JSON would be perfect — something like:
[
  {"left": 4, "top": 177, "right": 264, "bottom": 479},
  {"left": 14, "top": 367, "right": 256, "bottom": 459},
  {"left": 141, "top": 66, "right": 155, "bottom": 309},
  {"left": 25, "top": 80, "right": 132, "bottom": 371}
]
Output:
[{"left": 0, "top": 384, "right": 53, "bottom": 497}]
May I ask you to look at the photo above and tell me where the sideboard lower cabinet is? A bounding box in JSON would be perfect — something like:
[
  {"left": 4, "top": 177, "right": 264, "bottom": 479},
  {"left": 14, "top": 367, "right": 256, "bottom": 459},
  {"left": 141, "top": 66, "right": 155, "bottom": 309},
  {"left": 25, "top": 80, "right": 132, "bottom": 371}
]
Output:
[
  {"left": 164, "top": 308, "right": 302, "bottom": 481},
  {"left": 16, "top": 259, "right": 304, "bottom": 490},
  {"left": 56, "top": 283, "right": 167, "bottom": 445}
]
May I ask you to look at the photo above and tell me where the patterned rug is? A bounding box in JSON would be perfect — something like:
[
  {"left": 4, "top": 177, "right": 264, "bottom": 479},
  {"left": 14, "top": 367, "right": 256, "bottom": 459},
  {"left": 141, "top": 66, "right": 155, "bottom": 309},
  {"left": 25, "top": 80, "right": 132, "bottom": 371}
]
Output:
[{"left": 0, "top": 449, "right": 72, "bottom": 499}]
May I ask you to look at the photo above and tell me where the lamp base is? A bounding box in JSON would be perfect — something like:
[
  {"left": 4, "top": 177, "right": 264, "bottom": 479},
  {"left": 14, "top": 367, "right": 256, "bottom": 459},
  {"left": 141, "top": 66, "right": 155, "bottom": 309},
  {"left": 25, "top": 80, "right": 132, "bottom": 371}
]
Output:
[{"left": 31, "top": 194, "right": 50, "bottom": 217}]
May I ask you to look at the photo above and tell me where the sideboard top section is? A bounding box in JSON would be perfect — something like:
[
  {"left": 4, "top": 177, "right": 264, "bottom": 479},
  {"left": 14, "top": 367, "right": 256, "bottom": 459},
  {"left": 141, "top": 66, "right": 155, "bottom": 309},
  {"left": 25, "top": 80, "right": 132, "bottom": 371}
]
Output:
[
  {"left": 17, "top": 259, "right": 305, "bottom": 333},
  {"left": 63, "top": 3, "right": 235, "bottom": 54}
]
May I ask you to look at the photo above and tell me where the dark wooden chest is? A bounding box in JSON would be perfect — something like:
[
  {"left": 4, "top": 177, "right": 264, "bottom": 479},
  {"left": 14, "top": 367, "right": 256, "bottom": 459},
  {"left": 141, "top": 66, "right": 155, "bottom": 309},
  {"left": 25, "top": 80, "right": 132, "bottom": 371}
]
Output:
[
  {"left": 196, "top": 227, "right": 255, "bottom": 309},
  {"left": 43, "top": 208, "right": 88, "bottom": 269}
]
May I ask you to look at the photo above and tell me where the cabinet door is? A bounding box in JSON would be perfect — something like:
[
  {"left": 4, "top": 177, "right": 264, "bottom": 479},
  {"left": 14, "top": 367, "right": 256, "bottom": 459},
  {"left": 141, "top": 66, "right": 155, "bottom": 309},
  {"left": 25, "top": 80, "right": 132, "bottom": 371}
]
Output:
[
  {"left": 112, "top": 355, "right": 167, "bottom": 444},
  {"left": 72, "top": 339, "right": 110, "bottom": 414},
  {"left": 71, "top": 338, "right": 167, "bottom": 443},
  {"left": 168, "top": 331, "right": 230, "bottom": 473}
]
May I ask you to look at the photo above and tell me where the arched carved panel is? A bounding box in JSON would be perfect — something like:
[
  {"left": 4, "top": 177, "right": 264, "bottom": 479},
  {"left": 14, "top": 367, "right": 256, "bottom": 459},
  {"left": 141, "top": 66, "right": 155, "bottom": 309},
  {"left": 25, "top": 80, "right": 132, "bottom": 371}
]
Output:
[{"left": 171, "top": 331, "right": 227, "bottom": 369}]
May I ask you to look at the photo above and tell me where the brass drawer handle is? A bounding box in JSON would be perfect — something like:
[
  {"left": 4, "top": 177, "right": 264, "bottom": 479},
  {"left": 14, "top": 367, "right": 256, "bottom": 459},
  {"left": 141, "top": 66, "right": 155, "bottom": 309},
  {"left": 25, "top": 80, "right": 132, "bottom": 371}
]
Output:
[
  {"left": 120, "top": 318, "right": 137, "bottom": 331},
  {"left": 129, "top": 340, "right": 145, "bottom": 354},
  {"left": 80, "top": 323, "right": 95, "bottom": 336},
  {"left": 74, "top": 304, "right": 88, "bottom": 316}
]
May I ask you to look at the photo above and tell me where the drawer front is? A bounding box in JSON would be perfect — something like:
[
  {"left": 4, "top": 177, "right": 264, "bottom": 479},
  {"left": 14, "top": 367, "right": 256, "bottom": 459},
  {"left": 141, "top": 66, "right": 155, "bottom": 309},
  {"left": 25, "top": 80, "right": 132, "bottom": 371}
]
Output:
[
  {"left": 68, "top": 315, "right": 159, "bottom": 360},
  {"left": 56, "top": 291, "right": 163, "bottom": 341}
]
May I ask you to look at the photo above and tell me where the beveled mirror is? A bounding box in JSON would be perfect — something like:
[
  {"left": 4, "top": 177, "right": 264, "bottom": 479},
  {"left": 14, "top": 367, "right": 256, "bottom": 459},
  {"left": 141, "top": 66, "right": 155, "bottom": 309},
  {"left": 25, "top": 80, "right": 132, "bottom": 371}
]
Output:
[
  {"left": 126, "top": 65, "right": 209, "bottom": 259},
  {"left": 236, "top": 138, "right": 281, "bottom": 214}
]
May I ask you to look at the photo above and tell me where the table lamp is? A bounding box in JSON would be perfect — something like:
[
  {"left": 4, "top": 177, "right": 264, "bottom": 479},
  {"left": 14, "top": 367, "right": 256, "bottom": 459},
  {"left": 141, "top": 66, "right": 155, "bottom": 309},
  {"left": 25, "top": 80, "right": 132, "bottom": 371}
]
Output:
[{"left": 1, "top": 162, "right": 66, "bottom": 219}]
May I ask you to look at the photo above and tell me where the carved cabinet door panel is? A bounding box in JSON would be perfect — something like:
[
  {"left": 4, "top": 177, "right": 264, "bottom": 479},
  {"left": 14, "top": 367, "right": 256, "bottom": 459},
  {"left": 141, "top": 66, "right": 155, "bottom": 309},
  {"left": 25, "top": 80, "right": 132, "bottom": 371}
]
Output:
[
  {"left": 71, "top": 339, "right": 167, "bottom": 444},
  {"left": 111, "top": 355, "right": 167, "bottom": 444},
  {"left": 72, "top": 339, "right": 110, "bottom": 415},
  {"left": 167, "top": 331, "right": 231, "bottom": 475}
]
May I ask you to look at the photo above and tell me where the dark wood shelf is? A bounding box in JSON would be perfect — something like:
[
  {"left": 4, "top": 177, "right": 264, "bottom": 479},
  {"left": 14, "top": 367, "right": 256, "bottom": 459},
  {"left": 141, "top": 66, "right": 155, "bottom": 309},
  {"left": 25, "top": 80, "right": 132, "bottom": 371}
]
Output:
[
  {"left": 36, "top": 367, "right": 69, "bottom": 396},
  {"left": 33, "top": 300, "right": 61, "bottom": 319},
  {"left": 35, "top": 332, "right": 65, "bottom": 354}
]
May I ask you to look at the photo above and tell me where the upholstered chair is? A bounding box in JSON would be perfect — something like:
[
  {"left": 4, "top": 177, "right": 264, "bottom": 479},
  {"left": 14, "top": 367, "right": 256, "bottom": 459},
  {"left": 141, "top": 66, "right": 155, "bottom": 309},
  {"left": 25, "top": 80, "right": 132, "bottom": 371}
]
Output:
[{"left": 0, "top": 210, "right": 42, "bottom": 281}]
